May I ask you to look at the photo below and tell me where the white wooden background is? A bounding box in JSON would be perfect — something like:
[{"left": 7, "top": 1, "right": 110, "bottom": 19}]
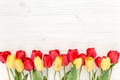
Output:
[{"left": 0, "top": 0, "right": 120, "bottom": 80}]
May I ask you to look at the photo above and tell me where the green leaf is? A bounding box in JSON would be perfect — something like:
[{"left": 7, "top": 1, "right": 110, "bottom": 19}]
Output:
[
  {"left": 32, "top": 69, "right": 41, "bottom": 80},
  {"left": 43, "top": 76, "right": 47, "bottom": 80},
  {"left": 98, "top": 69, "right": 110, "bottom": 80},
  {"left": 69, "top": 65, "right": 77, "bottom": 80},
  {"left": 14, "top": 69, "right": 22, "bottom": 80},
  {"left": 92, "top": 70, "right": 97, "bottom": 80},
  {"left": 23, "top": 74, "right": 28, "bottom": 80},
  {"left": 62, "top": 71, "right": 71, "bottom": 80},
  {"left": 98, "top": 64, "right": 115, "bottom": 80}
]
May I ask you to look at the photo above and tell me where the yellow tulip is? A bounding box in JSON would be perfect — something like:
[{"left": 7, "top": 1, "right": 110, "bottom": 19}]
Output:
[
  {"left": 7, "top": 54, "right": 15, "bottom": 69},
  {"left": 73, "top": 58, "right": 82, "bottom": 69},
  {"left": 14, "top": 59, "right": 24, "bottom": 72},
  {"left": 85, "top": 57, "right": 94, "bottom": 72},
  {"left": 101, "top": 57, "right": 111, "bottom": 70},
  {"left": 34, "top": 56, "right": 43, "bottom": 71},
  {"left": 54, "top": 56, "right": 62, "bottom": 71}
]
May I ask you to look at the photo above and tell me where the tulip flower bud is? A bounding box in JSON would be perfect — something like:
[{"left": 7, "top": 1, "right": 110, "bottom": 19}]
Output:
[
  {"left": 61, "top": 54, "right": 69, "bottom": 66},
  {"left": 78, "top": 53, "right": 86, "bottom": 66},
  {"left": 85, "top": 57, "right": 94, "bottom": 72},
  {"left": 67, "top": 49, "right": 78, "bottom": 62},
  {"left": 87, "top": 48, "right": 97, "bottom": 58},
  {"left": 49, "top": 49, "right": 60, "bottom": 61},
  {"left": 34, "top": 56, "right": 43, "bottom": 71},
  {"left": 7, "top": 54, "right": 15, "bottom": 69},
  {"left": 0, "top": 51, "right": 11, "bottom": 63},
  {"left": 14, "top": 58, "right": 24, "bottom": 72},
  {"left": 73, "top": 58, "right": 82, "bottom": 69},
  {"left": 24, "top": 58, "right": 34, "bottom": 71},
  {"left": 16, "top": 50, "right": 26, "bottom": 62},
  {"left": 101, "top": 57, "right": 111, "bottom": 71},
  {"left": 43, "top": 54, "right": 53, "bottom": 68},
  {"left": 31, "top": 50, "right": 43, "bottom": 61},
  {"left": 107, "top": 50, "right": 119, "bottom": 64},
  {"left": 95, "top": 56, "right": 102, "bottom": 68},
  {"left": 54, "top": 56, "right": 62, "bottom": 71}
]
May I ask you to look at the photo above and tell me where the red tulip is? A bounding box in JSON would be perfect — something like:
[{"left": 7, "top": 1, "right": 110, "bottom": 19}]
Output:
[
  {"left": 31, "top": 50, "right": 43, "bottom": 61},
  {"left": 61, "top": 54, "right": 69, "bottom": 66},
  {"left": 16, "top": 50, "right": 26, "bottom": 62},
  {"left": 95, "top": 56, "right": 102, "bottom": 67},
  {"left": 24, "top": 58, "right": 34, "bottom": 71},
  {"left": 107, "top": 50, "right": 119, "bottom": 64},
  {"left": 67, "top": 49, "right": 78, "bottom": 62},
  {"left": 87, "top": 48, "right": 97, "bottom": 58},
  {"left": 49, "top": 49, "right": 60, "bottom": 61},
  {"left": 0, "top": 51, "right": 11, "bottom": 63},
  {"left": 78, "top": 53, "right": 86, "bottom": 66},
  {"left": 43, "top": 54, "right": 53, "bottom": 68}
]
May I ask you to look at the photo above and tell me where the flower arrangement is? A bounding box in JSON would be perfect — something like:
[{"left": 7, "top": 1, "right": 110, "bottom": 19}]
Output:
[{"left": 0, "top": 48, "right": 119, "bottom": 80}]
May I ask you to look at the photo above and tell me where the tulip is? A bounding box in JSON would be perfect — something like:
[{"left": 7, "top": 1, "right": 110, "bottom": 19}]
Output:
[
  {"left": 85, "top": 57, "right": 94, "bottom": 72},
  {"left": 7, "top": 54, "right": 15, "bottom": 69},
  {"left": 101, "top": 57, "right": 111, "bottom": 71},
  {"left": 54, "top": 56, "right": 62, "bottom": 71},
  {"left": 49, "top": 49, "right": 60, "bottom": 61},
  {"left": 0, "top": 51, "right": 11, "bottom": 63},
  {"left": 87, "top": 48, "right": 97, "bottom": 58},
  {"left": 43, "top": 54, "right": 53, "bottom": 80},
  {"left": 73, "top": 58, "right": 82, "bottom": 69},
  {"left": 77, "top": 54, "right": 86, "bottom": 80},
  {"left": 85, "top": 57, "right": 94, "bottom": 80},
  {"left": 31, "top": 50, "right": 43, "bottom": 61},
  {"left": 95, "top": 56, "right": 102, "bottom": 68},
  {"left": 78, "top": 53, "right": 86, "bottom": 66},
  {"left": 73, "top": 57, "right": 83, "bottom": 80},
  {"left": 54, "top": 56, "right": 62, "bottom": 80},
  {"left": 24, "top": 58, "right": 34, "bottom": 80},
  {"left": 0, "top": 51, "right": 11, "bottom": 80},
  {"left": 61, "top": 54, "right": 69, "bottom": 80},
  {"left": 67, "top": 49, "right": 78, "bottom": 62},
  {"left": 14, "top": 58, "right": 24, "bottom": 72},
  {"left": 107, "top": 50, "right": 119, "bottom": 64},
  {"left": 61, "top": 54, "right": 69, "bottom": 66},
  {"left": 34, "top": 56, "right": 43, "bottom": 71},
  {"left": 43, "top": 54, "right": 53, "bottom": 68},
  {"left": 16, "top": 50, "right": 26, "bottom": 62},
  {"left": 24, "top": 58, "right": 34, "bottom": 71}
]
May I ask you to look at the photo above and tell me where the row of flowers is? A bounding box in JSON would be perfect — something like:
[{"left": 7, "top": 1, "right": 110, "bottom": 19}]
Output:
[{"left": 0, "top": 48, "right": 119, "bottom": 80}]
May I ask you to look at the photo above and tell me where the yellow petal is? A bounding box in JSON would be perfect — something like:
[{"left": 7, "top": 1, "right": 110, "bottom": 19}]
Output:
[
  {"left": 54, "top": 56, "right": 62, "bottom": 71},
  {"left": 85, "top": 57, "right": 94, "bottom": 72},
  {"left": 73, "top": 58, "right": 82, "bottom": 69},
  {"left": 7, "top": 54, "right": 15, "bottom": 69},
  {"left": 101, "top": 57, "right": 111, "bottom": 70},
  {"left": 34, "top": 56, "right": 44, "bottom": 71},
  {"left": 14, "top": 59, "right": 24, "bottom": 72}
]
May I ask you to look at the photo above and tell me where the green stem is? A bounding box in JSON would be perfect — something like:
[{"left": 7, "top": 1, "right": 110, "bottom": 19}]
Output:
[
  {"left": 100, "top": 68, "right": 103, "bottom": 74},
  {"left": 29, "top": 71, "right": 32, "bottom": 80},
  {"left": 92, "top": 70, "right": 94, "bottom": 80},
  {"left": 58, "top": 71, "right": 62, "bottom": 80},
  {"left": 20, "top": 72, "right": 22, "bottom": 80},
  {"left": 46, "top": 68, "right": 48, "bottom": 80},
  {"left": 110, "top": 67, "right": 113, "bottom": 79},
  {"left": 6, "top": 66, "right": 11, "bottom": 80},
  {"left": 89, "top": 72, "right": 91, "bottom": 80},
  {"left": 78, "top": 66, "right": 82, "bottom": 80},
  {"left": 40, "top": 71, "right": 44, "bottom": 80},
  {"left": 63, "top": 66, "right": 66, "bottom": 80},
  {"left": 10, "top": 69, "right": 14, "bottom": 78},
  {"left": 22, "top": 72, "right": 25, "bottom": 76},
  {"left": 54, "top": 71, "right": 56, "bottom": 80}
]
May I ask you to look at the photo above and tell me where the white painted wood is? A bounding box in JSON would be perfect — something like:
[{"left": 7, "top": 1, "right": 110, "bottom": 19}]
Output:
[{"left": 0, "top": 0, "right": 120, "bottom": 80}]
